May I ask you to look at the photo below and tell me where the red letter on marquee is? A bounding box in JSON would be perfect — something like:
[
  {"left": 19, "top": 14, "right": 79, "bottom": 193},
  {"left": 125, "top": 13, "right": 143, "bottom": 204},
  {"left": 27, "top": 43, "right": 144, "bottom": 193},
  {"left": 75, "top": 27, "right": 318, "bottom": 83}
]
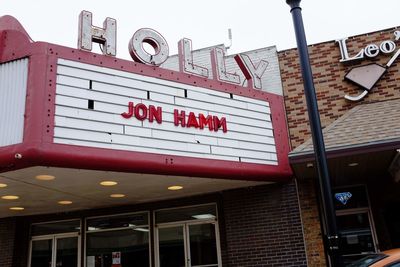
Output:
[
  {"left": 187, "top": 112, "right": 199, "bottom": 128},
  {"left": 174, "top": 109, "right": 186, "bottom": 127},
  {"left": 198, "top": 114, "right": 214, "bottom": 131},
  {"left": 134, "top": 103, "right": 148, "bottom": 121},
  {"left": 213, "top": 116, "right": 228, "bottom": 133},
  {"left": 121, "top": 102, "right": 134, "bottom": 118},
  {"left": 149, "top": 105, "right": 162, "bottom": 124}
]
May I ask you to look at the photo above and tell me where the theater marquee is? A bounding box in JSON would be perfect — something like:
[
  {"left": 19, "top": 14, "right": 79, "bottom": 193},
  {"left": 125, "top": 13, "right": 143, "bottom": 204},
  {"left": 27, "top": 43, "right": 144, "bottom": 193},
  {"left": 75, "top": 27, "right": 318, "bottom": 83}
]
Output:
[{"left": 0, "top": 12, "right": 291, "bottom": 181}]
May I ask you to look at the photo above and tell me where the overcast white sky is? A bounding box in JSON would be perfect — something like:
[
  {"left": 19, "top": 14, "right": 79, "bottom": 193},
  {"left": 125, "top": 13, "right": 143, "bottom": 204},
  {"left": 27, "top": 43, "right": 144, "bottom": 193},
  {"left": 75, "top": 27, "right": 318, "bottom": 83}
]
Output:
[{"left": 2, "top": 0, "right": 400, "bottom": 60}]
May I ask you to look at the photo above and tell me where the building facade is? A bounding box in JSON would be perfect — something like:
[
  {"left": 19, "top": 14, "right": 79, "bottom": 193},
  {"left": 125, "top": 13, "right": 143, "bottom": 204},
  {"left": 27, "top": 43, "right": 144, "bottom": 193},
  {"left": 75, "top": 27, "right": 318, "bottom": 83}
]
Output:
[
  {"left": 279, "top": 27, "right": 400, "bottom": 265},
  {"left": 1, "top": 11, "right": 399, "bottom": 267},
  {"left": 0, "top": 14, "right": 306, "bottom": 267}
]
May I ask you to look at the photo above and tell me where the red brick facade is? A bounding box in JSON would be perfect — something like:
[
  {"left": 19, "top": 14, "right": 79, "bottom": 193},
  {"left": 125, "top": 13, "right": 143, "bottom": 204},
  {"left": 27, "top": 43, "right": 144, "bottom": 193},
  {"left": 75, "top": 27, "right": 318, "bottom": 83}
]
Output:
[
  {"left": 0, "top": 218, "right": 15, "bottom": 267},
  {"left": 279, "top": 27, "right": 400, "bottom": 266}
]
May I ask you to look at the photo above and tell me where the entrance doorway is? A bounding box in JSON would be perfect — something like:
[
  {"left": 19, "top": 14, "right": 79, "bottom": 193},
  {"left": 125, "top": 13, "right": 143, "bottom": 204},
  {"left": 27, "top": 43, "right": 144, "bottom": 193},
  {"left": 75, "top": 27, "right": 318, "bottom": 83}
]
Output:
[
  {"left": 334, "top": 186, "right": 378, "bottom": 264},
  {"left": 155, "top": 204, "right": 221, "bottom": 267},
  {"left": 29, "top": 220, "right": 81, "bottom": 267},
  {"left": 30, "top": 234, "right": 79, "bottom": 267}
]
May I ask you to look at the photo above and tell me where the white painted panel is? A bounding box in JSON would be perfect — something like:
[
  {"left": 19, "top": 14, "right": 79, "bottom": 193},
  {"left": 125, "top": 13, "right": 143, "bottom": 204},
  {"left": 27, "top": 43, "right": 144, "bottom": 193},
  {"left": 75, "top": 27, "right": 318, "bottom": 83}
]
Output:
[
  {"left": 124, "top": 126, "right": 152, "bottom": 138},
  {"left": 175, "top": 98, "right": 269, "bottom": 121},
  {"left": 233, "top": 95, "right": 270, "bottom": 106},
  {"left": 0, "top": 58, "right": 28, "bottom": 146},
  {"left": 55, "top": 116, "right": 124, "bottom": 134},
  {"left": 57, "top": 65, "right": 186, "bottom": 98},
  {"left": 91, "top": 81, "right": 148, "bottom": 99},
  {"left": 54, "top": 59, "right": 280, "bottom": 165},
  {"left": 57, "top": 84, "right": 134, "bottom": 106},
  {"left": 54, "top": 138, "right": 238, "bottom": 162},
  {"left": 58, "top": 59, "right": 228, "bottom": 98},
  {"left": 54, "top": 128, "right": 112, "bottom": 143},
  {"left": 240, "top": 158, "right": 278, "bottom": 165},
  {"left": 55, "top": 95, "right": 88, "bottom": 109},
  {"left": 186, "top": 90, "right": 248, "bottom": 109},
  {"left": 57, "top": 75, "right": 89, "bottom": 88},
  {"left": 55, "top": 105, "right": 143, "bottom": 127},
  {"left": 149, "top": 92, "right": 175, "bottom": 104}
]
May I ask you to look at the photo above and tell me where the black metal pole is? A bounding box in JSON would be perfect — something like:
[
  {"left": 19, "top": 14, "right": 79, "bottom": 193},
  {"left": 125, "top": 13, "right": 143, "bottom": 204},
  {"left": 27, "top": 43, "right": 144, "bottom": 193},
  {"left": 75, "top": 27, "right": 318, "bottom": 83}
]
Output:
[{"left": 285, "top": 1, "right": 341, "bottom": 266}]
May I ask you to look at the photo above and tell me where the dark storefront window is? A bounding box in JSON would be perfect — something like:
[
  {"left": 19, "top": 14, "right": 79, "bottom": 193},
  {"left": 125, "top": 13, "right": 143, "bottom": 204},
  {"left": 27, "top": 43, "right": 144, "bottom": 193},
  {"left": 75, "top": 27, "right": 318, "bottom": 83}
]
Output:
[
  {"left": 155, "top": 204, "right": 220, "bottom": 267},
  {"left": 31, "top": 219, "right": 81, "bottom": 236},
  {"left": 86, "top": 212, "right": 150, "bottom": 267},
  {"left": 334, "top": 185, "right": 377, "bottom": 265}
]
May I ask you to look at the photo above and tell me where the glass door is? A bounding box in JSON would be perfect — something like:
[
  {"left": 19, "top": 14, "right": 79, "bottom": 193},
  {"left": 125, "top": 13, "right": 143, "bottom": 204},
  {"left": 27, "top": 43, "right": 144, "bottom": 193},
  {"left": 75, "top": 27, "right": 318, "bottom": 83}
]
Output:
[
  {"left": 55, "top": 236, "right": 79, "bottom": 267},
  {"left": 30, "top": 234, "right": 80, "bottom": 267},
  {"left": 188, "top": 223, "right": 218, "bottom": 267},
  {"left": 337, "top": 210, "right": 378, "bottom": 264},
  {"left": 158, "top": 226, "right": 186, "bottom": 267},
  {"left": 31, "top": 238, "right": 53, "bottom": 267},
  {"left": 156, "top": 222, "right": 220, "bottom": 267}
]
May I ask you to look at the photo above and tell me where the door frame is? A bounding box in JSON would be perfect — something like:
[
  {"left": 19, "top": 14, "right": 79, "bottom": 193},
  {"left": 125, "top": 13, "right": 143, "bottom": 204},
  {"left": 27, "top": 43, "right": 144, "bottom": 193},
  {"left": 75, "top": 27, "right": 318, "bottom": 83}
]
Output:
[
  {"left": 154, "top": 219, "right": 222, "bottom": 267},
  {"left": 336, "top": 207, "right": 379, "bottom": 256},
  {"left": 28, "top": 232, "right": 81, "bottom": 267}
]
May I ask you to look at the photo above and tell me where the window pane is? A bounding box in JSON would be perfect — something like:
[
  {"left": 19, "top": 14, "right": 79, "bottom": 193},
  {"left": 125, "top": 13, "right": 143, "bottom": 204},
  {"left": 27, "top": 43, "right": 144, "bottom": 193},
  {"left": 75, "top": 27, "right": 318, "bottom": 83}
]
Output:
[
  {"left": 189, "top": 224, "right": 218, "bottom": 266},
  {"left": 31, "top": 220, "right": 80, "bottom": 236},
  {"left": 337, "top": 213, "right": 375, "bottom": 255},
  {"left": 87, "top": 213, "right": 148, "bottom": 231},
  {"left": 158, "top": 227, "right": 185, "bottom": 267},
  {"left": 86, "top": 228, "right": 150, "bottom": 267},
  {"left": 156, "top": 205, "right": 216, "bottom": 224},
  {"left": 31, "top": 239, "right": 52, "bottom": 267},
  {"left": 56, "top": 237, "right": 78, "bottom": 267}
]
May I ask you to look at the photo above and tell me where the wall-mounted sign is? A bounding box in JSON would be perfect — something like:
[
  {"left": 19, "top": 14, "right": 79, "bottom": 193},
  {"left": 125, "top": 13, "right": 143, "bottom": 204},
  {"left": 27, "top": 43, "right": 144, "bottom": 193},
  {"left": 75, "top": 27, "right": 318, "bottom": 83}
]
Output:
[
  {"left": 336, "top": 31, "right": 400, "bottom": 101},
  {"left": 77, "top": 11, "right": 268, "bottom": 89},
  {"left": 335, "top": 192, "right": 352, "bottom": 205}
]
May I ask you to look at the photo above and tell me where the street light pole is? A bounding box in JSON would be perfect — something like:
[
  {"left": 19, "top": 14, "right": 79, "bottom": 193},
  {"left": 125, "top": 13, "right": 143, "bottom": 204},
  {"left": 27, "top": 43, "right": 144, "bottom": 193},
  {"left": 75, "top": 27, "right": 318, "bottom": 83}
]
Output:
[{"left": 285, "top": 0, "right": 341, "bottom": 266}]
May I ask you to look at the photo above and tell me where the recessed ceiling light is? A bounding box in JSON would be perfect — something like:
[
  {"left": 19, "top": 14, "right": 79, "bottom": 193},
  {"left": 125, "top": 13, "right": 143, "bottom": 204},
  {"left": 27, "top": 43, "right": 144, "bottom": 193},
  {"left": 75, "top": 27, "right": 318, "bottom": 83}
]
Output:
[
  {"left": 348, "top": 162, "right": 359, "bottom": 167},
  {"left": 1, "top": 195, "right": 19, "bottom": 200},
  {"left": 35, "top": 175, "right": 56, "bottom": 181},
  {"left": 9, "top": 207, "right": 24, "bottom": 211},
  {"left": 0, "top": 183, "right": 7, "bottom": 188},
  {"left": 168, "top": 185, "right": 183, "bottom": 191},
  {"left": 58, "top": 200, "right": 73, "bottom": 205},
  {"left": 100, "top": 181, "right": 118, "bottom": 186},
  {"left": 110, "top": 194, "right": 125, "bottom": 198}
]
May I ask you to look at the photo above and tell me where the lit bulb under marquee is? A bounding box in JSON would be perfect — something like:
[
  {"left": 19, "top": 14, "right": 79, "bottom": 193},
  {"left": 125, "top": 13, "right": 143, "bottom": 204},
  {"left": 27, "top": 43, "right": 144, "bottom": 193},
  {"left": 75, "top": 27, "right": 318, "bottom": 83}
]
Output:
[
  {"left": 100, "top": 181, "right": 118, "bottom": 186},
  {"left": 58, "top": 200, "right": 73, "bottom": 205},
  {"left": 168, "top": 185, "right": 183, "bottom": 191},
  {"left": 35, "top": 175, "right": 56, "bottom": 181},
  {"left": 110, "top": 194, "right": 125, "bottom": 198},
  {"left": 1, "top": 195, "right": 19, "bottom": 200},
  {"left": 9, "top": 207, "right": 24, "bottom": 211}
]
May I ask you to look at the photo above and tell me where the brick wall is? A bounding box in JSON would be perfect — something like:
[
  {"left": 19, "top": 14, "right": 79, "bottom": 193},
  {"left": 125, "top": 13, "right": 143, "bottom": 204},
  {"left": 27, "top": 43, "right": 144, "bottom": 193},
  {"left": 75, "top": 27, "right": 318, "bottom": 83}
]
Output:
[
  {"left": 222, "top": 182, "right": 307, "bottom": 266},
  {"left": 278, "top": 27, "right": 400, "bottom": 266},
  {"left": 279, "top": 27, "right": 400, "bottom": 149},
  {"left": 0, "top": 217, "right": 16, "bottom": 267}
]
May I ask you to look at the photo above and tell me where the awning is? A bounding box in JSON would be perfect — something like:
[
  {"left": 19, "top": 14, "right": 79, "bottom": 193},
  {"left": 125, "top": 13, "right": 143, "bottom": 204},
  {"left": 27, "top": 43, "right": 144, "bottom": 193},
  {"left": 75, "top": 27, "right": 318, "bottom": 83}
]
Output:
[{"left": 289, "top": 98, "right": 400, "bottom": 182}]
